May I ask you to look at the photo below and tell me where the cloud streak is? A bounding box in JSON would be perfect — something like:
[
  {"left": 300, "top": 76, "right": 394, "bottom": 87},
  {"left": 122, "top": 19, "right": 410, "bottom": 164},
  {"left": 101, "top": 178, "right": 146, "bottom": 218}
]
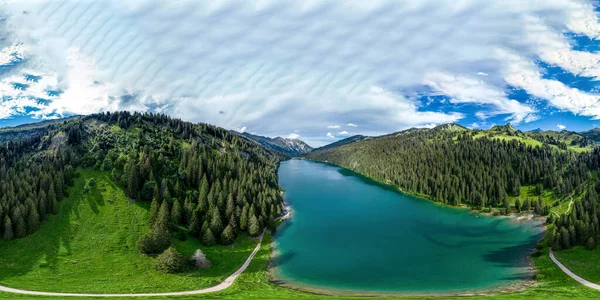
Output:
[{"left": 0, "top": 0, "right": 599, "bottom": 146}]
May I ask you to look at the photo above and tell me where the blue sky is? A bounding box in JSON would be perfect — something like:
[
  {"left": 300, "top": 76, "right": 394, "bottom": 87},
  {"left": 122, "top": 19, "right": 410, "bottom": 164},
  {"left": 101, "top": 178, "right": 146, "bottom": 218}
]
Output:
[{"left": 1, "top": 1, "right": 600, "bottom": 146}]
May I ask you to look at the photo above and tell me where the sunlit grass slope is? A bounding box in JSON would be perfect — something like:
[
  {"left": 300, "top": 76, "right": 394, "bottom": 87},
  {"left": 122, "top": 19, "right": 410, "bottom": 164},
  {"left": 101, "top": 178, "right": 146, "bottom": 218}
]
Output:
[{"left": 0, "top": 169, "right": 257, "bottom": 294}]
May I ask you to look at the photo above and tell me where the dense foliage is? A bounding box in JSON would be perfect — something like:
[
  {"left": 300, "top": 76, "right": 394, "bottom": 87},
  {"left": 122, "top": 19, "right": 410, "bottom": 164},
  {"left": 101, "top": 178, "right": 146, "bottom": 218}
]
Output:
[
  {"left": 153, "top": 247, "right": 187, "bottom": 273},
  {"left": 0, "top": 129, "right": 75, "bottom": 241},
  {"left": 0, "top": 112, "right": 284, "bottom": 247},
  {"left": 550, "top": 187, "right": 600, "bottom": 251},
  {"left": 309, "top": 126, "right": 584, "bottom": 209}
]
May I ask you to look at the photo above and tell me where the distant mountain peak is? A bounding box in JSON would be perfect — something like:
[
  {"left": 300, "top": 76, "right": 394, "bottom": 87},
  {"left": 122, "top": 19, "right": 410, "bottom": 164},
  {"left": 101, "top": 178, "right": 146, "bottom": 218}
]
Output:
[
  {"left": 490, "top": 123, "right": 518, "bottom": 133},
  {"left": 529, "top": 128, "right": 543, "bottom": 133},
  {"left": 241, "top": 133, "right": 312, "bottom": 156}
]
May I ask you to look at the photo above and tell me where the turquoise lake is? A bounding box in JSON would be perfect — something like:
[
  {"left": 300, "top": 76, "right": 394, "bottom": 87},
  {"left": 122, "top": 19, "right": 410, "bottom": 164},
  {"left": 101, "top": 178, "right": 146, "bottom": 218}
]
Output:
[{"left": 273, "top": 159, "right": 545, "bottom": 294}]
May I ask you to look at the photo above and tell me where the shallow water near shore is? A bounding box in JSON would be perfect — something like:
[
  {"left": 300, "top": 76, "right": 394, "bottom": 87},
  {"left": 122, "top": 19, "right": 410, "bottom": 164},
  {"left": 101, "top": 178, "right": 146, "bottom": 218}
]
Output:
[{"left": 273, "top": 159, "right": 545, "bottom": 294}]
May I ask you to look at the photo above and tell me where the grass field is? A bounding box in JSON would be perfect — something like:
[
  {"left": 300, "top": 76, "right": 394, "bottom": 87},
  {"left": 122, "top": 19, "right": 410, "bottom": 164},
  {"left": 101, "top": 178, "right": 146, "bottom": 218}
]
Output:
[
  {"left": 554, "top": 246, "right": 600, "bottom": 284},
  {"left": 472, "top": 132, "right": 544, "bottom": 148},
  {"left": 0, "top": 170, "right": 600, "bottom": 299},
  {"left": 0, "top": 169, "right": 258, "bottom": 294},
  {"left": 507, "top": 185, "right": 556, "bottom": 207}
]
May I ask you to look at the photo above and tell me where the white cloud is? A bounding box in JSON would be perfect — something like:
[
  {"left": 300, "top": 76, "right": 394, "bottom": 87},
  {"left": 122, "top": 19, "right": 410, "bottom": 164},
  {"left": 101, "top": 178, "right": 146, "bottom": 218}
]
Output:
[
  {"left": 557, "top": 124, "right": 566, "bottom": 130},
  {"left": 326, "top": 132, "right": 335, "bottom": 139},
  {"left": 1, "top": 0, "right": 600, "bottom": 144},
  {"left": 327, "top": 125, "right": 340, "bottom": 129},
  {"left": 523, "top": 15, "right": 600, "bottom": 80},
  {"left": 423, "top": 72, "right": 536, "bottom": 124},
  {"left": 347, "top": 123, "right": 358, "bottom": 127},
  {"left": 469, "top": 122, "right": 480, "bottom": 129},
  {"left": 499, "top": 49, "right": 600, "bottom": 119},
  {"left": 287, "top": 132, "right": 300, "bottom": 139},
  {"left": 338, "top": 131, "right": 350, "bottom": 135},
  {"left": 236, "top": 126, "right": 247, "bottom": 133}
]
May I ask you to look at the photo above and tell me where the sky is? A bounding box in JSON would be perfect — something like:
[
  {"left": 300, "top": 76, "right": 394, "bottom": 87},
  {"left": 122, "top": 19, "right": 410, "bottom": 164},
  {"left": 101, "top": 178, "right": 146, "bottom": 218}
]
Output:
[{"left": 0, "top": 1, "right": 600, "bottom": 146}]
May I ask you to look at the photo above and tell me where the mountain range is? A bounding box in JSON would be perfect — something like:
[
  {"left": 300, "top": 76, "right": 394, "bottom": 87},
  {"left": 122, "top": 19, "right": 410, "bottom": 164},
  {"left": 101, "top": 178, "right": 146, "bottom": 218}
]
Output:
[{"left": 240, "top": 132, "right": 313, "bottom": 156}]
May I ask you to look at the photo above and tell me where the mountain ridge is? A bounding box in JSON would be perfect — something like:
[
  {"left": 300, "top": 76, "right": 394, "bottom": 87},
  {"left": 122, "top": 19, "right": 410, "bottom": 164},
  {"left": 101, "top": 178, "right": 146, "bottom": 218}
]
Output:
[{"left": 241, "top": 132, "right": 312, "bottom": 156}]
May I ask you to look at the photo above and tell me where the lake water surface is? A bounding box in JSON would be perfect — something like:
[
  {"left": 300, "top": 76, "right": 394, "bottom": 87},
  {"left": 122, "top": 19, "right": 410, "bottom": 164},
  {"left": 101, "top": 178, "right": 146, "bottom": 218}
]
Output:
[{"left": 273, "top": 159, "right": 545, "bottom": 294}]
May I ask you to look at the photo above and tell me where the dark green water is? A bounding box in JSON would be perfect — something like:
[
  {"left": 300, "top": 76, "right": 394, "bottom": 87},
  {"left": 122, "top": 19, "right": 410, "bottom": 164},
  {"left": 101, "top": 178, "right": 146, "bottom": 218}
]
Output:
[{"left": 273, "top": 159, "right": 545, "bottom": 294}]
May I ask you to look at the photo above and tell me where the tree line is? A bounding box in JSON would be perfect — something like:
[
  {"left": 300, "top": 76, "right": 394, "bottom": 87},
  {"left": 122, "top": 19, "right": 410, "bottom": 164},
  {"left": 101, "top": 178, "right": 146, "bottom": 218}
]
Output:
[{"left": 0, "top": 126, "right": 75, "bottom": 241}]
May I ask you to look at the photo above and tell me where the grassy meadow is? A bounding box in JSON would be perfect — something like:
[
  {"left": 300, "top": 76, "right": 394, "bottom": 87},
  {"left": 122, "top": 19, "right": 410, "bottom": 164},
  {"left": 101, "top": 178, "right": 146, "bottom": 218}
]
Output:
[{"left": 0, "top": 169, "right": 258, "bottom": 293}]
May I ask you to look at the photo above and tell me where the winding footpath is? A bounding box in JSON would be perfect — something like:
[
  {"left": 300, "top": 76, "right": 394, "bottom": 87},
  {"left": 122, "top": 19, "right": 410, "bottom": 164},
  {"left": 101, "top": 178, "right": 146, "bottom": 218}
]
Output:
[
  {"left": 549, "top": 249, "right": 600, "bottom": 291},
  {"left": 0, "top": 232, "right": 265, "bottom": 297}
]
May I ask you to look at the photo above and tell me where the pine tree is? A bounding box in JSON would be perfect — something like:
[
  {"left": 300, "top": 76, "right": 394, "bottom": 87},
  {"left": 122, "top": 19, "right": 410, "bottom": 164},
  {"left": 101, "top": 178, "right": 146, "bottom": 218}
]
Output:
[
  {"left": 156, "top": 201, "right": 170, "bottom": 230},
  {"left": 587, "top": 237, "right": 596, "bottom": 250},
  {"left": 15, "top": 214, "right": 26, "bottom": 238},
  {"left": 226, "top": 193, "right": 235, "bottom": 218},
  {"left": 48, "top": 184, "right": 58, "bottom": 214},
  {"left": 221, "top": 224, "right": 235, "bottom": 245},
  {"left": 210, "top": 207, "right": 223, "bottom": 236},
  {"left": 149, "top": 198, "right": 160, "bottom": 225},
  {"left": 188, "top": 208, "right": 202, "bottom": 237},
  {"left": 171, "top": 199, "right": 182, "bottom": 227},
  {"left": 240, "top": 205, "right": 249, "bottom": 230},
  {"left": 27, "top": 207, "right": 40, "bottom": 234},
  {"left": 201, "top": 227, "right": 216, "bottom": 246},
  {"left": 3, "top": 216, "right": 13, "bottom": 241},
  {"left": 503, "top": 196, "right": 510, "bottom": 214},
  {"left": 127, "top": 159, "right": 139, "bottom": 199},
  {"left": 248, "top": 215, "right": 260, "bottom": 237}
]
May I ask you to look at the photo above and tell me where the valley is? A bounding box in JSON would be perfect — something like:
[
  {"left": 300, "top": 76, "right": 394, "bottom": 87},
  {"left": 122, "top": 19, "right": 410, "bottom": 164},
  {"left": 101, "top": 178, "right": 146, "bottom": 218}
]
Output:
[{"left": 0, "top": 117, "right": 599, "bottom": 299}]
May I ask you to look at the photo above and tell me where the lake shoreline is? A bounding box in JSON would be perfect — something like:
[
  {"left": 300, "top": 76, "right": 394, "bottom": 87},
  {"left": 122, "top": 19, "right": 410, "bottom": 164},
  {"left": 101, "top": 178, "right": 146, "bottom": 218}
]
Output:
[
  {"left": 269, "top": 159, "right": 547, "bottom": 297},
  {"left": 267, "top": 235, "right": 539, "bottom": 297}
]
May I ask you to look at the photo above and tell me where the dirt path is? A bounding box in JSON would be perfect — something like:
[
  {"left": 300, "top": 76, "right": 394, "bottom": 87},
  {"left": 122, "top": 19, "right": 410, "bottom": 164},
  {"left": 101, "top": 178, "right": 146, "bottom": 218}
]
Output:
[
  {"left": 549, "top": 249, "right": 600, "bottom": 291},
  {"left": 551, "top": 196, "right": 573, "bottom": 218},
  {"left": 0, "top": 232, "right": 264, "bottom": 297}
]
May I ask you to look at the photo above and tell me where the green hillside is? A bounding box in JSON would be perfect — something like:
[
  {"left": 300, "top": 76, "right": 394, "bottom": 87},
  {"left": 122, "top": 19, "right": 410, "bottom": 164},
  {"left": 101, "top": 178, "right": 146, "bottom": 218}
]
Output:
[
  {"left": 0, "top": 169, "right": 258, "bottom": 293},
  {"left": 0, "top": 112, "right": 284, "bottom": 294},
  {"left": 0, "top": 117, "right": 599, "bottom": 299}
]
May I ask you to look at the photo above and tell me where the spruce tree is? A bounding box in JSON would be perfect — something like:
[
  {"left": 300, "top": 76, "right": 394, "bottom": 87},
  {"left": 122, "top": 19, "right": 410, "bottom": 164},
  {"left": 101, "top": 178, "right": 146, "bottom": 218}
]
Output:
[
  {"left": 27, "top": 207, "right": 40, "bottom": 234},
  {"left": 149, "top": 198, "right": 160, "bottom": 225},
  {"left": 15, "top": 215, "right": 26, "bottom": 238},
  {"left": 221, "top": 224, "right": 235, "bottom": 245},
  {"left": 587, "top": 237, "right": 596, "bottom": 250},
  {"left": 240, "top": 205, "right": 249, "bottom": 230},
  {"left": 127, "top": 160, "right": 139, "bottom": 199},
  {"left": 3, "top": 216, "right": 13, "bottom": 241},
  {"left": 201, "top": 227, "right": 216, "bottom": 246},
  {"left": 171, "top": 199, "right": 182, "bottom": 227},
  {"left": 210, "top": 207, "right": 223, "bottom": 236},
  {"left": 188, "top": 208, "right": 202, "bottom": 237},
  {"left": 248, "top": 215, "right": 260, "bottom": 237}
]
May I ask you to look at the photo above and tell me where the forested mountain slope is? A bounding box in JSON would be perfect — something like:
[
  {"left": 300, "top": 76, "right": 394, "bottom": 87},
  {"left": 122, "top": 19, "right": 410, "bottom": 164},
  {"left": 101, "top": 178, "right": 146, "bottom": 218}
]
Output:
[
  {"left": 312, "top": 135, "right": 369, "bottom": 152},
  {"left": 0, "top": 112, "right": 284, "bottom": 251},
  {"left": 0, "top": 117, "right": 78, "bottom": 143},
  {"left": 307, "top": 124, "right": 600, "bottom": 251}
]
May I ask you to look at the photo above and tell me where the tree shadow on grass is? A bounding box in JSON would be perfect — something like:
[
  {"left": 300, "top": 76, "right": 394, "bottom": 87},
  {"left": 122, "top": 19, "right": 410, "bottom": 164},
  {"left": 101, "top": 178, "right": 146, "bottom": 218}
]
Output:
[{"left": 85, "top": 184, "right": 106, "bottom": 214}]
